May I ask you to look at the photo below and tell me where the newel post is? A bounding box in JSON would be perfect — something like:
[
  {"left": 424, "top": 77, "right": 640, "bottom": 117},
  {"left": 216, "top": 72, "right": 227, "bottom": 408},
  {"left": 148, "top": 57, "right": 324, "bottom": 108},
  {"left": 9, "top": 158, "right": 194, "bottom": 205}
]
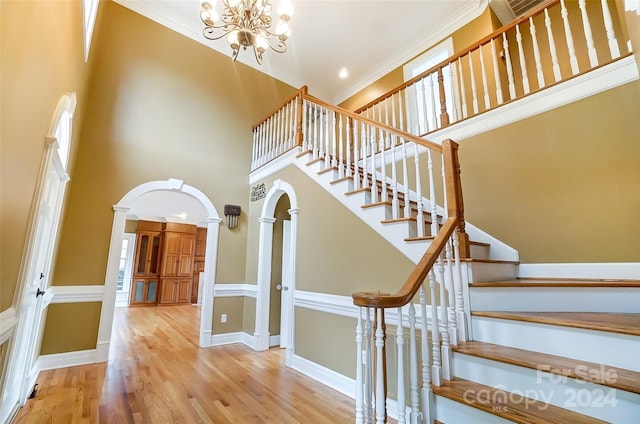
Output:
[
  {"left": 438, "top": 67, "right": 450, "bottom": 128},
  {"left": 442, "top": 139, "right": 470, "bottom": 258},
  {"left": 295, "top": 86, "right": 308, "bottom": 147}
]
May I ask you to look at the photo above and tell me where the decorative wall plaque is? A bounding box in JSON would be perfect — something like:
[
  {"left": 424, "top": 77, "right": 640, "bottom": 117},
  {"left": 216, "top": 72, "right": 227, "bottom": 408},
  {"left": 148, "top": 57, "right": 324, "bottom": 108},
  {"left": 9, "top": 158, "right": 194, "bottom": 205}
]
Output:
[{"left": 251, "top": 183, "right": 266, "bottom": 202}]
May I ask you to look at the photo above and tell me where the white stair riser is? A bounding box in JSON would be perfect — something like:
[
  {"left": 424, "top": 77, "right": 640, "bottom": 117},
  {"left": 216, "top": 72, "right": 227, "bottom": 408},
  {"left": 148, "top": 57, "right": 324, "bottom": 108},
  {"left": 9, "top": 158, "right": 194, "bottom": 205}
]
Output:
[
  {"left": 434, "top": 395, "right": 513, "bottom": 424},
  {"left": 330, "top": 178, "right": 353, "bottom": 194},
  {"left": 470, "top": 287, "right": 640, "bottom": 313},
  {"left": 470, "top": 244, "right": 490, "bottom": 260},
  {"left": 471, "top": 317, "right": 640, "bottom": 372},
  {"left": 453, "top": 353, "right": 640, "bottom": 423}
]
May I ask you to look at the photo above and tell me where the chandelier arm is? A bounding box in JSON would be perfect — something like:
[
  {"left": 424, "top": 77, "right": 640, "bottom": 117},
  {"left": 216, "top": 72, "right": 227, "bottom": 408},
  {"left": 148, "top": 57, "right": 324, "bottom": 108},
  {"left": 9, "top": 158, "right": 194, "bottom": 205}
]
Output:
[{"left": 202, "top": 23, "right": 243, "bottom": 41}]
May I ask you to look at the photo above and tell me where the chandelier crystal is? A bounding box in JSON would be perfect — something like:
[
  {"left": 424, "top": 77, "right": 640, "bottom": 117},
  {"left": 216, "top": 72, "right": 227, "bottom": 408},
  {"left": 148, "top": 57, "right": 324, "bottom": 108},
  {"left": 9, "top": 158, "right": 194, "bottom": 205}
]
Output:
[{"left": 200, "top": 0, "right": 294, "bottom": 64}]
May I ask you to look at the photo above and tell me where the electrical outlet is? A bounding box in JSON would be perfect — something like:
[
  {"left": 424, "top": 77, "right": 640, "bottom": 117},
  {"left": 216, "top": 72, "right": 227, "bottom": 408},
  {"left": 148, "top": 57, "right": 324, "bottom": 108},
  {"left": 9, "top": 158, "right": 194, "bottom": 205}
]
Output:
[{"left": 221, "top": 313, "right": 227, "bottom": 323}]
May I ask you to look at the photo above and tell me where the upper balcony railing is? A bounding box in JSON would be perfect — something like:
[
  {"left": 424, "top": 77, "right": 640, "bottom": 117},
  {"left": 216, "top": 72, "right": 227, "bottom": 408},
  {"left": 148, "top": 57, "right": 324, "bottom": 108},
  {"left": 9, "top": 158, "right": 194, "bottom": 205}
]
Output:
[{"left": 354, "top": 0, "right": 632, "bottom": 137}]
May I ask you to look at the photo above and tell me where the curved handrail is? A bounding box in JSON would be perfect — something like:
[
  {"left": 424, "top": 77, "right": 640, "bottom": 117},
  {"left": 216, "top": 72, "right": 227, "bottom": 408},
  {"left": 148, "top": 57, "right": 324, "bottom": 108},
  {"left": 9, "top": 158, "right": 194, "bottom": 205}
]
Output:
[{"left": 252, "top": 85, "right": 308, "bottom": 130}]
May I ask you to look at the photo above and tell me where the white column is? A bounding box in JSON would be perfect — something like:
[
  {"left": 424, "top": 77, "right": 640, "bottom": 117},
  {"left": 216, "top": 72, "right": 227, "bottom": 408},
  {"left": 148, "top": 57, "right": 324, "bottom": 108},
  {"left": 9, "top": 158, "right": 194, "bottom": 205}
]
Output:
[
  {"left": 356, "top": 308, "right": 364, "bottom": 424},
  {"left": 201, "top": 216, "right": 222, "bottom": 347},
  {"left": 255, "top": 216, "right": 276, "bottom": 351},
  {"left": 375, "top": 308, "right": 386, "bottom": 424},
  {"left": 284, "top": 207, "right": 299, "bottom": 367}
]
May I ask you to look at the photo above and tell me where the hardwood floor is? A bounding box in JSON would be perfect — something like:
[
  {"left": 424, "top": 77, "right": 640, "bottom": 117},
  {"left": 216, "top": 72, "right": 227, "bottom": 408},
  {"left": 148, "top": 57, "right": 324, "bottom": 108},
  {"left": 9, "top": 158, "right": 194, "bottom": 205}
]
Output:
[{"left": 14, "top": 305, "right": 355, "bottom": 423}]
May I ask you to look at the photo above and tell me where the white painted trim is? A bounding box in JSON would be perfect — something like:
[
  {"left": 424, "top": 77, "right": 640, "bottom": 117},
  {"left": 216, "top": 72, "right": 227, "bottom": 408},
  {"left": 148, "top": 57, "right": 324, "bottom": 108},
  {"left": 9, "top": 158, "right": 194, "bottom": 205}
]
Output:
[
  {"left": 38, "top": 349, "right": 97, "bottom": 371},
  {"left": 48, "top": 285, "right": 105, "bottom": 303},
  {"left": 291, "top": 354, "right": 355, "bottom": 399},
  {"left": 517, "top": 262, "right": 640, "bottom": 280},
  {"left": 214, "top": 283, "right": 257, "bottom": 298},
  {"left": 0, "top": 307, "right": 18, "bottom": 345},
  {"left": 210, "top": 332, "right": 257, "bottom": 350},
  {"left": 269, "top": 335, "right": 280, "bottom": 347},
  {"left": 425, "top": 55, "right": 639, "bottom": 144},
  {"left": 249, "top": 147, "right": 301, "bottom": 184},
  {"left": 294, "top": 290, "right": 358, "bottom": 319}
]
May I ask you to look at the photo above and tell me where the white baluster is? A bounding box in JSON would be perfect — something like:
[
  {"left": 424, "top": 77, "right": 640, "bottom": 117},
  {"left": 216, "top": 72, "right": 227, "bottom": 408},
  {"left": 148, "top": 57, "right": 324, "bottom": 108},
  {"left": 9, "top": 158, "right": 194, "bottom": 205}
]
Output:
[
  {"left": 457, "top": 57, "right": 468, "bottom": 119},
  {"left": 251, "top": 128, "right": 257, "bottom": 170},
  {"left": 398, "top": 90, "right": 406, "bottom": 133},
  {"left": 578, "top": 0, "right": 599, "bottom": 67},
  {"left": 453, "top": 230, "right": 468, "bottom": 342},
  {"left": 515, "top": 24, "right": 531, "bottom": 94},
  {"left": 420, "top": 79, "right": 429, "bottom": 134},
  {"left": 408, "top": 303, "right": 419, "bottom": 424},
  {"left": 375, "top": 309, "right": 386, "bottom": 424},
  {"left": 545, "top": 8, "right": 563, "bottom": 83},
  {"left": 429, "top": 270, "right": 441, "bottom": 387},
  {"left": 396, "top": 307, "right": 406, "bottom": 424},
  {"left": 282, "top": 103, "right": 289, "bottom": 151},
  {"left": 312, "top": 104, "right": 319, "bottom": 159},
  {"left": 356, "top": 308, "right": 364, "bottom": 424},
  {"left": 277, "top": 109, "right": 284, "bottom": 154},
  {"left": 391, "top": 136, "right": 399, "bottom": 220},
  {"left": 352, "top": 120, "right": 360, "bottom": 188},
  {"left": 420, "top": 285, "right": 434, "bottom": 423},
  {"left": 259, "top": 122, "right": 266, "bottom": 166},
  {"left": 325, "top": 108, "right": 331, "bottom": 168},
  {"left": 448, "top": 64, "right": 461, "bottom": 123},
  {"left": 378, "top": 107, "right": 388, "bottom": 203},
  {"left": 436, "top": 255, "right": 452, "bottom": 381},
  {"left": 490, "top": 39, "right": 504, "bottom": 105},
  {"left": 365, "top": 308, "right": 373, "bottom": 424},
  {"left": 561, "top": 0, "right": 580, "bottom": 75},
  {"left": 402, "top": 139, "right": 410, "bottom": 218},
  {"left": 361, "top": 122, "right": 369, "bottom": 190},
  {"left": 370, "top": 127, "right": 378, "bottom": 203},
  {"left": 502, "top": 33, "right": 517, "bottom": 100},
  {"left": 331, "top": 111, "right": 337, "bottom": 168},
  {"left": 338, "top": 114, "right": 344, "bottom": 178},
  {"left": 601, "top": 0, "right": 620, "bottom": 59},
  {"left": 267, "top": 116, "right": 273, "bottom": 160},
  {"left": 467, "top": 51, "right": 479, "bottom": 114},
  {"left": 429, "top": 74, "right": 438, "bottom": 130},
  {"left": 444, "top": 239, "right": 458, "bottom": 347},
  {"left": 414, "top": 144, "right": 425, "bottom": 238},
  {"left": 478, "top": 45, "right": 491, "bottom": 109},
  {"left": 529, "top": 17, "right": 546, "bottom": 89}
]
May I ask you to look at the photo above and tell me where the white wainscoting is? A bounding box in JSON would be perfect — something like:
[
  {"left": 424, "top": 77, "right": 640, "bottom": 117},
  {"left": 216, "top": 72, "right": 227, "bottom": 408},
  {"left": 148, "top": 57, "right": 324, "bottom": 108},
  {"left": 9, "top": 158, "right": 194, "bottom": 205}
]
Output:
[
  {"left": 213, "top": 283, "right": 257, "bottom": 298},
  {"left": 0, "top": 307, "right": 18, "bottom": 345}
]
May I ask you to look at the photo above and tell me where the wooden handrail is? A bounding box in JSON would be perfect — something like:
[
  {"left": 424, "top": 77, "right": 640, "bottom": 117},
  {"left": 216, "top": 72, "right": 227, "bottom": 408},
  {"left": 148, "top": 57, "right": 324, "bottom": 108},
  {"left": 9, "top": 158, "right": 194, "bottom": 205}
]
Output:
[
  {"left": 252, "top": 85, "right": 308, "bottom": 130},
  {"left": 302, "top": 92, "right": 443, "bottom": 153},
  {"left": 354, "top": 0, "right": 559, "bottom": 113},
  {"left": 352, "top": 138, "right": 466, "bottom": 308}
]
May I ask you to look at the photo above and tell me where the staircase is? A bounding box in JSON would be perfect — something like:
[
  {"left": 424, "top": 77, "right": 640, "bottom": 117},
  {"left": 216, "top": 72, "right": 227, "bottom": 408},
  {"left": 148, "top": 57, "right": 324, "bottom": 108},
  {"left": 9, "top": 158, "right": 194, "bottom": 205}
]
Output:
[{"left": 247, "top": 1, "right": 639, "bottom": 421}]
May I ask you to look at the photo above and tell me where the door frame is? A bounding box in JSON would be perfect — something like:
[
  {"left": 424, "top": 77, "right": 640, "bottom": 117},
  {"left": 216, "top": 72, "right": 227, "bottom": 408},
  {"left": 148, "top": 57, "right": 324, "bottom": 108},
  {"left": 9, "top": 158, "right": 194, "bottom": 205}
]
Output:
[
  {"left": 98, "top": 178, "right": 221, "bottom": 361},
  {"left": 0, "top": 93, "right": 76, "bottom": 420},
  {"left": 255, "top": 179, "right": 298, "bottom": 366}
]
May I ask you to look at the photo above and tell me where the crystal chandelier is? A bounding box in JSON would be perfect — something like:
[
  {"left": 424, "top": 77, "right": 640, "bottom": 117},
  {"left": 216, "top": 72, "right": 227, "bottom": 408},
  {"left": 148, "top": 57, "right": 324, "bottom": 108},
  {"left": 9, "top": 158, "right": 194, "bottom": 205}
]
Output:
[{"left": 200, "top": 0, "right": 294, "bottom": 64}]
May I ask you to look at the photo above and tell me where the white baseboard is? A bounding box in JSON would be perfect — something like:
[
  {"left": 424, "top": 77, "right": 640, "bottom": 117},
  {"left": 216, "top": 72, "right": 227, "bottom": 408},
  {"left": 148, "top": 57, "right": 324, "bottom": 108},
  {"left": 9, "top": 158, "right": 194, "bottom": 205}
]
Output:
[
  {"left": 291, "top": 354, "right": 355, "bottom": 399},
  {"left": 38, "top": 349, "right": 98, "bottom": 371},
  {"left": 269, "top": 335, "right": 280, "bottom": 347},
  {"left": 210, "top": 332, "right": 257, "bottom": 350},
  {"left": 517, "top": 262, "right": 640, "bottom": 280}
]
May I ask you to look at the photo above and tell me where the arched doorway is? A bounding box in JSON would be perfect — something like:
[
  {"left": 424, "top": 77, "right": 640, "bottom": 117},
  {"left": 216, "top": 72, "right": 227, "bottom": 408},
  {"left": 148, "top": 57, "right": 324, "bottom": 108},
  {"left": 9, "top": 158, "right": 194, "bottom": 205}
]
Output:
[
  {"left": 97, "top": 178, "right": 221, "bottom": 361},
  {"left": 255, "top": 179, "right": 298, "bottom": 366}
]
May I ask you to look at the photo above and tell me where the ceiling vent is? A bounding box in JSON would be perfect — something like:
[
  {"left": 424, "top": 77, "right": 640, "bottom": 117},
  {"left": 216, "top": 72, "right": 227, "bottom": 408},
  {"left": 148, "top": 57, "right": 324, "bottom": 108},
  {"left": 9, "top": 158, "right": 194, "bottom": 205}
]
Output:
[{"left": 490, "top": 0, "right": 547, "bottom": 24}]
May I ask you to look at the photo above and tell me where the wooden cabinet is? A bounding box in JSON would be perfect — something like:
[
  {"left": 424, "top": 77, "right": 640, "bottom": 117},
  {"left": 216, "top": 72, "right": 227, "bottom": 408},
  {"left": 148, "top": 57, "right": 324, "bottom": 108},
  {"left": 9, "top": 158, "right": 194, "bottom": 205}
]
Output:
[
  {"left": 191, "top": 227, "right": 207, "bottom": 303},
  {"left": 130, "top": 221, "right": 202, "bottom": 306},
  {"left": 130, "top": 221, "right": 163, "bottom": 306},
  {"left": 157, "top": 223, "right": 196, "bottom": 305}
]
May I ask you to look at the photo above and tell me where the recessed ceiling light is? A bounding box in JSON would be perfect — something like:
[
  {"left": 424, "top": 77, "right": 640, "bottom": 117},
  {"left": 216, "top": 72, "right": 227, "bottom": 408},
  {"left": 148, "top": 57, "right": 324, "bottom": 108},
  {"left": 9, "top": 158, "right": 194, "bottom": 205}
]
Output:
[{"left": 339, "top": 67, "right": 348, "bottom": 79}]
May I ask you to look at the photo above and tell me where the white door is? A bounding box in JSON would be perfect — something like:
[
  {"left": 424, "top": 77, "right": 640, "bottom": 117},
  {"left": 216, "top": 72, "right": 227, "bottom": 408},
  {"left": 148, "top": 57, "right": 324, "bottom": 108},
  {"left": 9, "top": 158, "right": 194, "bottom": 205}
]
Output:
[
  {"left": 13, "top": 145, "right": 67, "bottom": 404},
  {"left": 279, "top": 220, "right": 292, "bottom": 349}
]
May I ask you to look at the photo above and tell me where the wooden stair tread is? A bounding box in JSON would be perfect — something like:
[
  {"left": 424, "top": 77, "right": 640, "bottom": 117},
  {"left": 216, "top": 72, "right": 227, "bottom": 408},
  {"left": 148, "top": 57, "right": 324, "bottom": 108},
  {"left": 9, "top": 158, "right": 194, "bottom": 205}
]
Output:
[
  {"left": 317, "top": 165, "right": 338, "bottom": 175},
  {"left": 296, "top": 149, "right": 313, "bottom": 158},
  {"left": 471, "top": 311, "right": 640, "bottom": 336},
  {"left": 404, "top": 236, "right": 490, "bottom": 248},
  {"left": 381, "top": 217, "right": 417, "bottom": 224},
  {"left": 454, "top": 341, "right": 640, "bottom": 394},
  {"left": 329, "top": 176, "right": 352, "bottom": 185},
  {"left": 433, "top": 378, "right": 608, "bottom": 424},
  {"left": 471, "top": 278, "right": 640, "bottom": 288}
]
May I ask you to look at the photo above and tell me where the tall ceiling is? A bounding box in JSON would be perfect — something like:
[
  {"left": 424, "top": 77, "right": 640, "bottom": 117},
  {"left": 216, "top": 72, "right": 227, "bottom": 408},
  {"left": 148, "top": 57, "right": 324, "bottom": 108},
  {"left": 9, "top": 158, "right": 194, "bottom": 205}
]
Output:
[{"left": 114, "top": 0, "right": 489, "bottom": 104}]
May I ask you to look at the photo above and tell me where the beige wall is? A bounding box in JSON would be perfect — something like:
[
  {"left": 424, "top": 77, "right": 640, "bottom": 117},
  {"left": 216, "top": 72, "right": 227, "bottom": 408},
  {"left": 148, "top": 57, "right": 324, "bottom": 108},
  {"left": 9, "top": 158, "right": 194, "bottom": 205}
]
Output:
[
  {"left": 460, "top": 79, "right": 640, "bottom": 263},
  {"left": 1, "top": 0, "right": 93, "bottom": 311},
  {"left": 44, "top": 1, "right": 295, "bottom": 353},
  {"left": 40, "top": 303, "right": 102, "bottom": 354},
  {"left": 212, "top": 297, "right": 244, "bottom": 334}
]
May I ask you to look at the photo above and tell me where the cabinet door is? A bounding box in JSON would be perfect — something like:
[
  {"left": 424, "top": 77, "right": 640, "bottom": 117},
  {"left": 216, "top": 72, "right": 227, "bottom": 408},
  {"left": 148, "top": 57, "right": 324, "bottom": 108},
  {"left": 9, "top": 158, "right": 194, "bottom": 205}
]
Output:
[
  {"left": 176, "top": 279, "right": 192, "bottom": 303},
  {"left": 158, "top": 279, "right": 177, "bottom": 304},
  {"left": 131, "top": 278, "right": 147, "bottom": 304},
  {"left": 162, "top": 233, "right": 182, "bottom": 277},
  {"left": 146, "top": 279, "right": 158, "bottom": 303},
  {"left": 178, "top": 234, "right": 195, "bottom": 276},
  {"left": 191, "top": 275, "right": 199, "bottom": 304}
]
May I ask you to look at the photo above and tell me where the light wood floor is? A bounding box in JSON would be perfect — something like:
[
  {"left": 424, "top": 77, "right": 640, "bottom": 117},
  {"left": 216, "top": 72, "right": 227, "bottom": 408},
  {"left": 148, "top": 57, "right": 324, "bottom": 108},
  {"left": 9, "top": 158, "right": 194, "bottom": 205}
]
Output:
[{"left": 14, "top": 305, "right": 356, "bottom": 423}]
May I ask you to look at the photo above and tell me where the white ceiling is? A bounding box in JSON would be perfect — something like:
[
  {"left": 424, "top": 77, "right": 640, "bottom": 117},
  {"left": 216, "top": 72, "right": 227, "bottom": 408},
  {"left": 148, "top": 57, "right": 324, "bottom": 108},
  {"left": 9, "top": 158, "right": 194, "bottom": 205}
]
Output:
[
  {"left": 127, "top": 190, "right": 209, "bottom": 226},
  {"left": 114, "top": 0, "right": 488, "bottom": 104}
]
